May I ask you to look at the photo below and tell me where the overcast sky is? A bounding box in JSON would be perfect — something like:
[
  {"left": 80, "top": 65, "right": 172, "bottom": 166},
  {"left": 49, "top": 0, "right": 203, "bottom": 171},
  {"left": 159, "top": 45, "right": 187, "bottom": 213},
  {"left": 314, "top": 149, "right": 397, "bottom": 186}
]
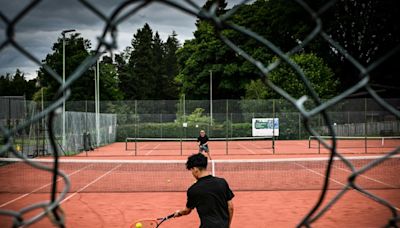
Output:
[{"left": 0, "top": 0, "right": 248, "bottom": 80}]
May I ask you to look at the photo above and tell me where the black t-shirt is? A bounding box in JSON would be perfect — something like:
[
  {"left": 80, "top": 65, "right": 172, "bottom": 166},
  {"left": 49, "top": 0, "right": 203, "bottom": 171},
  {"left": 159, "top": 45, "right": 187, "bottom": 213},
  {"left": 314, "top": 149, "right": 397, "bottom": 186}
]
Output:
[
  {"left": 186, "top": 175, "right": 234, "bottom": 228},
  {"left": 197, "top": 135, "right": 209, "bottom": 145}
]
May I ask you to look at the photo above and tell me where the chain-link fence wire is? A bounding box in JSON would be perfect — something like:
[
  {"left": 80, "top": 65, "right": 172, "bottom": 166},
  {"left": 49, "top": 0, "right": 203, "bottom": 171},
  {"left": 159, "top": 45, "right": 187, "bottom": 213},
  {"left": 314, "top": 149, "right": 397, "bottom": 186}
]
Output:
[
  {"left": 58, "top": 98, "right": 399, "bottom": 141},
  {"left": 0, "top": 0, "right": 399, "bottom": 227}
]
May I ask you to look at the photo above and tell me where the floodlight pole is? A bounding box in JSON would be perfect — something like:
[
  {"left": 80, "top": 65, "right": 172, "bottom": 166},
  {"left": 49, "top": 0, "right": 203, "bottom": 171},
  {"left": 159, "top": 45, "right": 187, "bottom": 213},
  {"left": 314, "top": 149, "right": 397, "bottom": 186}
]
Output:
[
  {"left": 61, "top": 29, "right": 75, "bottom": 151},
  {"left": 95, "top": 52, "right": 106, "bottom": 147},
  {"left": 210, "top": 70, "right": 213, "bottom": 126}
]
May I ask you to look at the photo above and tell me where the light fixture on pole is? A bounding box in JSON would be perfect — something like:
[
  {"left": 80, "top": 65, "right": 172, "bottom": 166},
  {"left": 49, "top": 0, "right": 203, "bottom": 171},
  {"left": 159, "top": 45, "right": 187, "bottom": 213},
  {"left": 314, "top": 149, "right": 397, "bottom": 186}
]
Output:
[{"left": 61, "top": 29, "right": 76, "bottom": 150}]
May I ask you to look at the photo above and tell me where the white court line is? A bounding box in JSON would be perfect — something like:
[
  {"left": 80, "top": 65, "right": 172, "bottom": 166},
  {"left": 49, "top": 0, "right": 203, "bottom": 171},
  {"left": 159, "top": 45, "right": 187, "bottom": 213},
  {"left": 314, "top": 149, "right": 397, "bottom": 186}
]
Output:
[
  {"left": 333, "top": 165, "right": 398, "bottom": 189},
  {"left": 145, "top": 144, "right": 161, "bottom": 156},
  {"left": 237, "top": 143, "right": 257, "bottom": 155},
  {"left": 60, "top": 164, "right": 121, "bottom": 204},
  {"left": 294, "top": 162, "right": 345, "bottom": 186},
  {"left": 243, "top": 141, "right": 262, "bottom": 150},
  {"left": 0, "top": 164, "right": 92, "bottom": 208},
  {"left": 294, "top": 162, "right": 400, "bottom": 211}
]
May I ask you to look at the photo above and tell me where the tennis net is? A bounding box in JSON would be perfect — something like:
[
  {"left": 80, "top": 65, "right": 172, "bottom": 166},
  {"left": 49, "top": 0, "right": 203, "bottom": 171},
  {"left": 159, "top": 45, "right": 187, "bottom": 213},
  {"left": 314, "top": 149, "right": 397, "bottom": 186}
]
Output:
[
  {"left": 0, "top": 156, "right": 399, "bottom": 193},
  {"left": 125, "top": 137, "right": 275, "bottom": 155},
  {"left": 309, "top": 136, "right": 400, "bottom": 153}
]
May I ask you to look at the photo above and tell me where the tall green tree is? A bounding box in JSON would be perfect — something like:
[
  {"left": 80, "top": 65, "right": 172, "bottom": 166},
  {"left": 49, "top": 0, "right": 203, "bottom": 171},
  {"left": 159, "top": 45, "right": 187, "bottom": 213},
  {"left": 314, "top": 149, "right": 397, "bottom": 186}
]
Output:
[
  {"left": 120, "top": 24, "right": 180, "bottom": 100},
  {"left": 152, "top": 32, "right": 166, "bottom": 98},
  {"left": 115, "top": 47, "right": 131, "bottom": 99},
  {"left": 0, "top": 69, "right": 37, "bottom": 99},
  {"left": 37, "top": 33, "right": 122, "bottom": 101},
  {"left": 162, "top": 31, "right": 180, "bottom": 99},
  {"left": 177, "top": 0, "right": 275, "bottom": 99},
  {"left": 38, "top": 33, "right": 93, "bottom": 101},
  {"left": 123, "top": 23, "right": 156, "bottom": 99},
  {"left": 245, "top": 53, "right": 339, "bottom": 99},
  {"left": 176, "top": 0, "right": 339, "bottom": 99},
  {"left": 0, "top": 74, "right": 11, "bottom": 96},
  {"left": 98, "top": 56, "right": 124, "bottom": 101}
]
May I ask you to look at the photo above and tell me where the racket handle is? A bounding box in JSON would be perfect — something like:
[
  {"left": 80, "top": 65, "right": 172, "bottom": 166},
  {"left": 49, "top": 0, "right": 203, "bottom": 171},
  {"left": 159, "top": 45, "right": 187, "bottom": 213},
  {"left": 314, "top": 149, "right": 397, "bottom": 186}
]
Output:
[{"left": 166, "top": 213, "right": 175, "bottom": 219}]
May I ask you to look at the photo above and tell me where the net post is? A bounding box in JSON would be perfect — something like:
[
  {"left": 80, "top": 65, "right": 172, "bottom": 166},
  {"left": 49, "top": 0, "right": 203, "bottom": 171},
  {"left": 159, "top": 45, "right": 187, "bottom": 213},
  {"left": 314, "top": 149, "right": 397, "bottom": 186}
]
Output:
[
  {"left": 135, "top": 138, "right": 137, "bottom": 156},
  {"left": 230, "top": 113, "right": 233, "bottom": 138},
  {"left": 160, "top": 113, "right": 163, "bottom": 138},
  {"left": 180, "top": 137, "right": 183, "bottom": 156},
  {"left": 211, "top": 160, "right": 215, "bottom": 176},
  {"left": 298, "top": 112, "right": 301, "bottom": 140},
  {"left": 134, "top": 100, "right": 138, "bottom": 139},
  {"left": 308, "top": 136, "right": 311, "bottom": 148},
  {"left": 272, "top": 136, "right": 275, "bottom": 154},
  {"left": 85, "top": 133, "right": 88, "bottom": 157},
  {"left": 226, "top": 138, "right": 228, "bottom": 155},
  {"left": 318, "top": 137, "right": 321, "bottom": 154}
]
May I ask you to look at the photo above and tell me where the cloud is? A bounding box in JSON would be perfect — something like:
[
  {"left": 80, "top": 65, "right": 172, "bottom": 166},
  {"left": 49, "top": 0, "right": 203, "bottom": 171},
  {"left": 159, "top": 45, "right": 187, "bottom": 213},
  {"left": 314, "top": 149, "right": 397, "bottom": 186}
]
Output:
[{"left": 0, "top": 0, "right": 248, "bottom": 79}]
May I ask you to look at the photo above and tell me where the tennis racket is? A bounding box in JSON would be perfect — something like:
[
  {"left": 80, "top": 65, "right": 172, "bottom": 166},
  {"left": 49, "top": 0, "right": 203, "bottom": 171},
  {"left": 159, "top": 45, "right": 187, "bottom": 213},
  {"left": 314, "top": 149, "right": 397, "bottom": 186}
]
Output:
[{"left": 131, "top": 213, "right": 175, "bottom": 228}]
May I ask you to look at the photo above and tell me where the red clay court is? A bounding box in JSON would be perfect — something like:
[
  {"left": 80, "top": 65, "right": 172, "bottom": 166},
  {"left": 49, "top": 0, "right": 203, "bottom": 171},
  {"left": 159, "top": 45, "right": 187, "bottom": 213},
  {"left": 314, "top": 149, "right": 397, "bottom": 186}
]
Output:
[{"left": 1, "top": 139, "right": 399, "bottom": 227}]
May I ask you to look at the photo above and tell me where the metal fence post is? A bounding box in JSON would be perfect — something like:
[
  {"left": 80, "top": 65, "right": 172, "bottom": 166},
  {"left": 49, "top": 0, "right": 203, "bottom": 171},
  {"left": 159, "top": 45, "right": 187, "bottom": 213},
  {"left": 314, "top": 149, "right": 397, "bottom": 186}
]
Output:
[{"left": 226, "top": 99, "right": 229, "bottom": 155}]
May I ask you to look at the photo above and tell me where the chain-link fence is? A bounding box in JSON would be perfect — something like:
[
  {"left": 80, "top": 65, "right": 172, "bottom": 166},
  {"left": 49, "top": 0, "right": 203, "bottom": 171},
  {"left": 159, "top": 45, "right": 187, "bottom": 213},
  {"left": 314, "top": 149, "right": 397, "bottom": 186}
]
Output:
[
  {"left": 59, "top": 98, "right": 400, "bottom": 141},
  {"left": 1, "top": 0, "right": 399, "bottom": 227},
  {"left": 1, "top": 98, "right": 117, "bottom": 158}
]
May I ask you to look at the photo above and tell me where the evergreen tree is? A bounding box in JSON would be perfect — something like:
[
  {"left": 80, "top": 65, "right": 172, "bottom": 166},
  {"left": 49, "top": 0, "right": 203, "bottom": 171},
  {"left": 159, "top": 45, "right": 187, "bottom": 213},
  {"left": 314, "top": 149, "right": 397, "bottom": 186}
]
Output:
[
  {"left": 153, "top": 32, "right": 166, "bottom": 98},
  {"left": 127, "top": 23, "right": 156, "bottom": 99},
  {"left": 122, "top": 24, "right": 180, "bottom": 100},
  {"left": 115, "top": 47, "right": 131, "bottom": 99},
  {"left": 162, "top": 31, "right": 180, "bottom": 99}
]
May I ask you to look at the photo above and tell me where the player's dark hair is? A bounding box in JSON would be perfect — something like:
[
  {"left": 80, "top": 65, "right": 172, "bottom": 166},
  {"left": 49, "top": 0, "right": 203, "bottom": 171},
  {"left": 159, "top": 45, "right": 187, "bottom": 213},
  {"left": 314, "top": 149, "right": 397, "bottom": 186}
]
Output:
[{"left": 186, "top": 153, "right": 208, "bottom": 170}]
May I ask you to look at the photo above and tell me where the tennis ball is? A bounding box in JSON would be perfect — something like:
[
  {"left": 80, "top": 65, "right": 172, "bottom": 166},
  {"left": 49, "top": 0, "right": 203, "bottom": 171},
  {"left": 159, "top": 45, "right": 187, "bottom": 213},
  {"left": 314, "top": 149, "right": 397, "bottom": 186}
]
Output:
[
  {"left": 167, "top": 179, "right": 171, "bottom": 183},
  {"left": 135, "top": 222, "right": 142, "bottom": 228}
]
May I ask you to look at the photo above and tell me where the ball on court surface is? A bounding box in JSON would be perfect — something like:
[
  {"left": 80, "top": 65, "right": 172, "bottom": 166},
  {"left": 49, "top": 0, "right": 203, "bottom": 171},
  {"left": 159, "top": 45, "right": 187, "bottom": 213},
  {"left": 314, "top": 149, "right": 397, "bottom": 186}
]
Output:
[
  {"left": 167, "top": 179, "right": 171, "bottom": 183},
  {"left": 135, "top": 222, "right": 142, "bottom": 228}
]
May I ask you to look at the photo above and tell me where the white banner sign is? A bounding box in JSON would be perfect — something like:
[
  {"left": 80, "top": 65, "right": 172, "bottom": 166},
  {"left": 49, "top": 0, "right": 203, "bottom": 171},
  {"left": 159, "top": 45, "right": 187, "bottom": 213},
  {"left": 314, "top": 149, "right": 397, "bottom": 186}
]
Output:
[{"left": 252, "top": 118, "right": 279, "bottom": 137}]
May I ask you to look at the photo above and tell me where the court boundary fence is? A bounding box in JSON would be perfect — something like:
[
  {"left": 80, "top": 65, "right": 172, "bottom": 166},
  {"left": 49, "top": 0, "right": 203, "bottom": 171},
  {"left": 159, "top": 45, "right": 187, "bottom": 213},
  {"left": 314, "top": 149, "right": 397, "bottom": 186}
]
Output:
[{"left": 1, "top": 0, "right": 399, "bottom": 227}]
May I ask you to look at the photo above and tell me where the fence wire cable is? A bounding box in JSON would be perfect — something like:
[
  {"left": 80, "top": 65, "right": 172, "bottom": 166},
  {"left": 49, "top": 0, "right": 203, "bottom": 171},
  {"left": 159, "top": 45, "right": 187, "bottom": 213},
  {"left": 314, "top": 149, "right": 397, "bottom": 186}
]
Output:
[{"left": 0, "top": 0, "right": 399, "bottom": 227}]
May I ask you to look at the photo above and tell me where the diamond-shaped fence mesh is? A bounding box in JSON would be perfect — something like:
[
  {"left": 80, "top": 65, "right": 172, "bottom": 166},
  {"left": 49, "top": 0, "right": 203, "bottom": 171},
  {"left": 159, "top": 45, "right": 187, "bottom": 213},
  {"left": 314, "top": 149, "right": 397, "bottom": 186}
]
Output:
[{"left": 0, "top": 0, "right": 399, "bottom": 227}]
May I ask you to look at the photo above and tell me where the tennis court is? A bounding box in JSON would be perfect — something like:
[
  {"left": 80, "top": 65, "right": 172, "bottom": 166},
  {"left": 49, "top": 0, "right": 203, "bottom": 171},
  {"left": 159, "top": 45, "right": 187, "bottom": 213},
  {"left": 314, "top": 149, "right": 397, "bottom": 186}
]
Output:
[{"left": 1, "top": 154, "right": 399, "bottom": 227}]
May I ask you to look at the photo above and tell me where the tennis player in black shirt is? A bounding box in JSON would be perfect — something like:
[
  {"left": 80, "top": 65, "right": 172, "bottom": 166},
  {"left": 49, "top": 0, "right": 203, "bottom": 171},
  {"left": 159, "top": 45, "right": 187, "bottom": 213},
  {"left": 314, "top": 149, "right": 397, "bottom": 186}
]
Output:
[
  {"left": 197, "top": 130, "right": 212, "bottom": 160},
  {"left": 174, "top": 153, "right": 234, "bottom": 227}
]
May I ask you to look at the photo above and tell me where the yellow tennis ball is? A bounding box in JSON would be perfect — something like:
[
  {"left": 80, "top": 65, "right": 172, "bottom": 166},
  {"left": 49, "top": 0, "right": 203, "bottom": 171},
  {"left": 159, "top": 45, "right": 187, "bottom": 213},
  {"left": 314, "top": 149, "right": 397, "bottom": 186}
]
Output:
[{"left": 135, "top": 222, "right": 142, "bottom": 228}]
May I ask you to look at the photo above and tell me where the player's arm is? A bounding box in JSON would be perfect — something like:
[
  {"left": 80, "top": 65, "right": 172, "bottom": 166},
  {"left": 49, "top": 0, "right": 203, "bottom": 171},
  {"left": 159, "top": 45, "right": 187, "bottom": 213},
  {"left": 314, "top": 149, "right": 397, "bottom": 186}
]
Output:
[
  {"left": 228, "top": 200, "right": 234, "bottom": 226},
  {"left": 174, "top": 207, "right": 192, "bottom": 217}
]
